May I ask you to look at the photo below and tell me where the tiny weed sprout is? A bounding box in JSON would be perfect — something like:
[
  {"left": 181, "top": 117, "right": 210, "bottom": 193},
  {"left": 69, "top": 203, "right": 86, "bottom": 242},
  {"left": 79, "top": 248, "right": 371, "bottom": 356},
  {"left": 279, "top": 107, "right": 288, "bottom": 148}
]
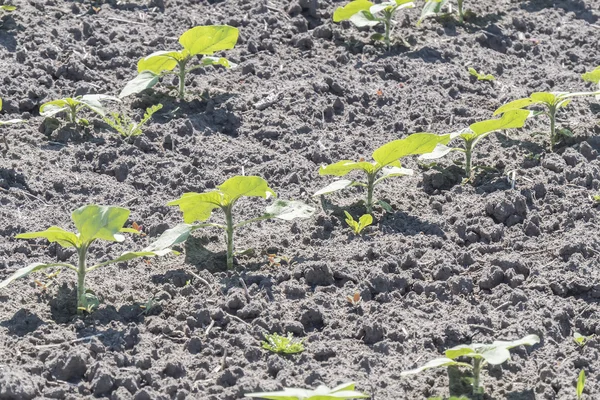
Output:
[
  {"left": 120, "top": 25, "right": 238, "bottom": 99},
  {"left": 590, "top": 192, "right": 600, "bottom": 204},
  {"left": 261, "top": 332, "right": 305, "bottom": 355},
  {"left": 573, "top": 332, "right": 594, "bottom": 348},
  {"left": 582, "top": 66, "right": 600, "bottom": 90},
  {"left": 314, "top": 133, "right": 448, "bottom": 213},
  {"left": 40, "top": 95, "right": 119, "bottom": 126},
  {"left": 494, "top": 90, "right": 600, "bottom": 150},
  {"left": 401, "top": 334, "right": 539, "bottom": 395},
  {"left": 164, "top": 176, "right": 314, "bottom": 269},
  {"left": 344, "top": 211, "right": 373, "bottom": 234},
  {"left": 419, "top": 0, "right": 467, "bottom": 25},
  {"left": 333, "top": 0, "right": 415, "bottom": 49},
  {"left": 267, "top": 253, "right": 295, "bottom": 268},
  {"left": 347, "top": 292, "right": 362, "bottom": 307},
  {"left": 0, "top": 5, "right": 16, "bottom": 12},
  {"left": 468, "top": 67, "right": 494, "bottom": 81},
  {"left": 0, "top": 205, "right": 175, "bottom": 314},
  {"left": 420, "top": 110, "right": 530, "bottom": 179},
  {"left": 577, "top": 369, "right": 585, "bottom": 399},
  {"left": 103, "top": 103, "right": 163, "bottom": 139},
  {"left": 246, "top": 382, "right": 370, "bottom": 400}
]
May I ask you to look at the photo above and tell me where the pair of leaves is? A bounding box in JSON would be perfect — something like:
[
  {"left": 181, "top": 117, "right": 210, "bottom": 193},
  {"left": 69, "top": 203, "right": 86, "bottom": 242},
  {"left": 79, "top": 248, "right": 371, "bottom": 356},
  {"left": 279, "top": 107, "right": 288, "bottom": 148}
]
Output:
[
  {"left": 40, "top": 95, "right": 119, "bottom": 119},
  {"left": 315, "top": 132, "right": 446, "bottom": 196},
  {"left": 494, "top": 91, "right": 600, "bottom": 116},
  {"left": 246, "top": 382, "right": 369, "bottom": 400},
  {"left": 418, "top": 0, "right": 449, "bottom": 26},
  {"left": 344, "top": 212, "right": 373, "bottom": 234},
  {"left": 582, "top": 66, "right": 600, "bottom": 85},
  {"left": 468, "top": 67, "right": 494, "bottom": 81},
  {"left": 400, "top": 334, "right": 540, "bottom": 376},
  {"left": 333, "top": 0, "right": 415, "bottom": 28},
  {"left": 120, "top": 25, "right": 238, "bottom": 98},
  {"left": 420, "top": 109, "right": 530, "bottom": 160}
]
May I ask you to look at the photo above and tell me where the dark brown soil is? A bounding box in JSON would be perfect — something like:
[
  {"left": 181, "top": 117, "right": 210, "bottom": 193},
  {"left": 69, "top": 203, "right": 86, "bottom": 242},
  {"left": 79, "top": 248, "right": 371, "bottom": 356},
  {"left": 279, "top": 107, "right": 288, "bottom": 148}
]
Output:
[{"left": 1, "top": 0, "right": 599, "bottom": 399}]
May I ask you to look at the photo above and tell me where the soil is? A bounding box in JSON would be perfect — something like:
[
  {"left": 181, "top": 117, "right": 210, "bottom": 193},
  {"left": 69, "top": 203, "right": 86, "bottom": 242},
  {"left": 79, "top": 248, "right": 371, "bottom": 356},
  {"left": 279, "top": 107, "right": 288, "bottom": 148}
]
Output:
[{"left": 1, "top": 0, "right": 600, "bottom": 399}]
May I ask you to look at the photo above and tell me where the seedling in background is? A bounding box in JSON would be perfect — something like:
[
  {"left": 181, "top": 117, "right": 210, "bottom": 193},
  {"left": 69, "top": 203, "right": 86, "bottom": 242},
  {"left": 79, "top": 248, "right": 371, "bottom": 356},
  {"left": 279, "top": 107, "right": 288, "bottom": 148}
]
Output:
[
  {"left": 0, "top": 205, "right": 175, "bottom": 314},
  {"left": 246, "top": 382, "right": 370, "bottom": 400},
  {"left": 315, "top": 133, "right": 448, "bottom": 213},
  {"left": 40, "top": 95, "right": 119, "bottom": 126},
  {"left": 573, "top": 332, "right": 594, "bottom": 348},
  {"left": 577, "top": 369, "right": 585, "bottom": 399},
  {"left": 347, "top": 292, "right": 362, "bottom": 307},
  {"left": 120, "top": 25, "right": 238, "bottom": 99},
  {"left": 400, "top": 334, "right": 539, "bottom": 396},
  {"left": 164, "top": 176, "right": 314, "bottom": 269},
  {"left": 420, "top": 110, "right": 530, "bottom": 179},
  {"left": 590, "top": 193, "right": 600, "bottom": 204},
  {"left": 0, "top": 5, "right": 16, "bottom": 12},
  {"left": 345, "top": 211, "right": 373, "bottom": 234},
  {"left": 494, "top": 90, "right": 600, "bottom": 150},
  {"left": 103, "top": 104, "right": 163, "bottom": 139},
  {"left": 468, "top": 67, "right": 494, "bottom": 81},
  {"left": 582, "top": 66, "right": 600, "bottom": 91},
  {"left": 261, "top": 332, "right": 305, "bottom": 355},
  {"left": 419, "top": 0, "right": 468, "bottom": 25},
  {"left": 333, "top": 0, "right": 415, "bottom": 49},
  {"left": 0, "top": 98, "right": 24, "bottom": 150},
  {"left": 267, "top": 253, "right": 295, "bottom": 268}
]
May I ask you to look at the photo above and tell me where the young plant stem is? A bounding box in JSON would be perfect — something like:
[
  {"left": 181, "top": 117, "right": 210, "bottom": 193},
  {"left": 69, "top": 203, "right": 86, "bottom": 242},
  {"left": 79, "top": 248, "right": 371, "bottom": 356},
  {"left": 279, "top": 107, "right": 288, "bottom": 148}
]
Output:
[
  {"left": 76, "top": 245, "right": 88, "bottom": 315},
  {"left": 548, "top": 105, "right": 557, "bottom": 151},
  {"left": 366, "top": 173, "right": 376, "bottom": 214},
  {"left": 177, "top": 59, "right": 188, "bottom": 100},
  {"left": 384, "top": 13, "right": 392, "bottom": 50},
  {"left": 464, "top": 140, "right": 473, "bottom": 178},
  {"left": 69, "top": 104, "right": 78, "bottom": 124},
  {"left": 472, "top": 358, "right": 483, "bottom": 395},
  {"left": 457, "top": 0, "right": 465, "bottom": 23},
  {"left": 224, "top": 206, "right": 235, "bottom": 269}
]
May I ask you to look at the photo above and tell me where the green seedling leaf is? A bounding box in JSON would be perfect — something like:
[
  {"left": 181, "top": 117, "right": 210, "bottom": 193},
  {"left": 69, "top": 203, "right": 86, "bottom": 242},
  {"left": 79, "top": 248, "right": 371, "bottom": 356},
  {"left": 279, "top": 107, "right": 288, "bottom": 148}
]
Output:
[
  {"left": 573, "top": 332, "right": 594, "bottom": 348},
  {"left": 104, "top": 103, "right": 163, "bottom": 138},
  {"left": 246, "top": 382, "right": 370, "bottom": 400},
  {"left": 0, "top": 5, "right": 16, "bottom": 11},
  {"left": 119, "top": 71, "right": 160, "bottom": 98},
  {"left": 577, "top": 369, "right": 585, "bottom": 399},
  {"left": 314, "top": 179, "right": 357, "bottom": 196},
  {"left": 0, "top": 263, "right": 61, "bottom": 290},
  {"left": 582, "top": 66, "right": 600, "bottom": 85},
  {"left": 344, "top": 211, "right": 373, "bottom": 234},
  {"left": 401, "top": 357, "right": 473, "bottom": 376},
  {"left": 72, "top": 205, "right": 131, "bottom": 244},
  {"left": 261, "top": 332, "right": 305, "bottom": 355},
  {"left": 378, "top": 199, "right": 394, "bottom": 213},
  {"left": 333, "top": 0, "right": 374, "bottom": 21},
  {"left": 15, "top": 226, "right": 79, "bottom": 248},
  {"left": 468, "top": 67, "right": 495, "bottom": 81},
  {"left": 372, "top": 133, "right": 449, "bottom": 166},
  {"left": 167, "top": 175, "right": 313, "bottom": 269},
  {"left": 40, "top": 95, "right": 119, "bottom": 124},
  {"left": 179, "top": 25, "right": 239, "bottom": 56},
  {"left": 470, "top": 109, "right": 530, "bottom": 136},
  {"left": 137, "top": 51, "right": 180, "bottom": 74},
  {"left": 418, "top": 0, "right": 448, "bottom": 26},
  {"left": 202, "top": 56, "right": 237, "bottom": 68}
]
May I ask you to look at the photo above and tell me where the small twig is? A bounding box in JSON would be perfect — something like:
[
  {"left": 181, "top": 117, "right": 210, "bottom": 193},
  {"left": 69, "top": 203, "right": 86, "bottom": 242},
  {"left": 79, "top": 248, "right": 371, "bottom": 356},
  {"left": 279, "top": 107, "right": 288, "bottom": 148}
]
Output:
[
  {"left": 225, "top": 311, "right": 250, "bottom": 326},
  {"left": 189, "top": 270, "right": 213, "bottom": 295},
  {"left": 220, "top": 348, "right": 228, "bottom": 371},
  {"left": 494, "top": 301, "right": 512, "bottom": 311},
  {"left": 107, "top": 17, "right": 148, "bottom": 25},
  {"left": 469, "top": 324, "right": 495, "bottom": 333},
  {"left": 35, "top": 333, "right": 104, "bottom": 349},
  {"left": 205, "top": 319, "right": 215, "bottom": 336},
  {"left": 239, "top": 278, "right": 251, "bottom": 302}
]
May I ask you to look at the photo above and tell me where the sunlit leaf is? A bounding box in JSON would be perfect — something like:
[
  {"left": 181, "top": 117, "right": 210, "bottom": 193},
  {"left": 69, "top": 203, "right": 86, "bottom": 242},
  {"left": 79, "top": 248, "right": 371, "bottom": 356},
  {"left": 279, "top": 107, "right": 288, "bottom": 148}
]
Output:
[
  {"left": 333, "top": 0, "right": 374, "bottom": 22},
  {"left": 179, "top": 25, "right": 239, "bottom": 56},
  {"left": 137, "top": 50, "right": 181, "bottom": 74},
  {"left": 264, "top": 200, "right": 315, "bottom": 221},
  {"left": 314, "top": 179, "right": 357, "bottom": 196},
  {"left": 400, "top": 357, "right": 472, "bottom": 376},
  {"left": 372, "top": 132, "right": 449, "bottom": 166},
  {"left": 16, "top": 226, "right": 79, "bottom": 248},
  {"left": 319, "top": 160, "right": 376, "bottom": 176},
  {"left": 119, "top": 71, "right": 160, "bottom": 98},
  {"left": 71, "top": 205, "right": 131, "bottom": 244},
  {"left": 0, "top": 263, "right": 59, "bottom": 290}
]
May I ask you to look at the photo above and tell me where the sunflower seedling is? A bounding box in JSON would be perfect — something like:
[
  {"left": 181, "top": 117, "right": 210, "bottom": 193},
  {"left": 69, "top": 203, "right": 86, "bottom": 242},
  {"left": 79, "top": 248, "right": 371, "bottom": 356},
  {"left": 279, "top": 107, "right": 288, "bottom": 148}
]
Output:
[
  {"left": 401, "top": 334, "right": 540, "bottom": 395},
  {"left": 419, "top": 0, "right": 469, "bottom": 25},
  {"left": 582, "top": 66, "right": 600, "bottom": 91},
  {"left": 164, "top": 176, "right": 314, "bottom": 269},
  {"left": 577, "top": 369, "right": 585, "bottom": 399},
  {"left": 262, "top": 332, "right": 305, "bottom": 355},
  {"left": 573, "top": 332, "right": 594, "bottom": 348},
  {"left": 345, "top": 211, "right": 373, "bottom": 234},
  {"left": 333, "top": 0, "right": 415, "bottom": 49},
  {"left": 103, "top": 103, "right": 162, "bottom": 139},
  {"left": 494, "top": 91, "right": 600, "bottom": 150},
  {"left": 420, "top": 110, "right": 530, "bottom": 179},
  {"left": 0, "top": 205, "right": 176, "bottom": 314},
  {"left": 315, "top": 133, "right": 449, "bottom": 213},
  {"left": 246, "top": 382, "right": 370, "bottom": 400},
  {"left": 120, "top": 25, "right": 238, "bottom": 99},
  {"left": 40, "top": 95, "right": 119, "bottom": 126}
]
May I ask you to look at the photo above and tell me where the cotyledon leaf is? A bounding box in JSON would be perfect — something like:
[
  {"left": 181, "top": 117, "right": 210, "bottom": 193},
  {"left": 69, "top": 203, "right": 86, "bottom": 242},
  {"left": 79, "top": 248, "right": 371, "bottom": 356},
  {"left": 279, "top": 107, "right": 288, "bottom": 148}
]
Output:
[
  {"left": 119, "top": 71, "right": 160, "bottom": 98},
  {"left": 16, "top": 226, "right": 79, "bottom": 248},
  {"left": 179, "top": 25, "right": 239, "bottom": 56},
  {"left": 333, "top": 0, "right": 374, "bottom": 22}
]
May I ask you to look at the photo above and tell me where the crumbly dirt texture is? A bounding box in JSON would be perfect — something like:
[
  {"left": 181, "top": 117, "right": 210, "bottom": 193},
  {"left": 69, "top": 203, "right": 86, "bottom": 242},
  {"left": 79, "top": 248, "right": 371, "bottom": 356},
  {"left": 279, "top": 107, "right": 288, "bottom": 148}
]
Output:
[{"left": 1, "top": 0, "right": 599, "bottom": 399}]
